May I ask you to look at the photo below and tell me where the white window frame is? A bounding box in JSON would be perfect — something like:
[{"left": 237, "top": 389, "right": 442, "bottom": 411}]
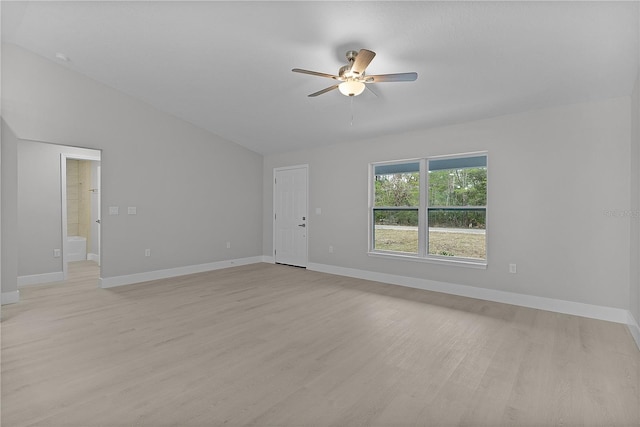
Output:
[{"left": 368, "top": 151, "right": 488, "bottom": 268}]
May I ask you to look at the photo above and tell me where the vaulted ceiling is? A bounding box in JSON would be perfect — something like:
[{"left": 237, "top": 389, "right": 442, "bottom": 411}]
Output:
[{"left": 2, "top": 1, "right": 638, "bottom": 154}]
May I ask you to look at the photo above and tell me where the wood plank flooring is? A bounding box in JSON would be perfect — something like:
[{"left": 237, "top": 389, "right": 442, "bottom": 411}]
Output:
[{"left": 2, "top": 261, "right": 639, "bottom": 426}]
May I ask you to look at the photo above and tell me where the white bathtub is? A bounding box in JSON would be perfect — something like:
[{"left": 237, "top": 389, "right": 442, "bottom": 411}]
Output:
[{"left": 67, "top": 236, "right": 87, "bottom": 262}]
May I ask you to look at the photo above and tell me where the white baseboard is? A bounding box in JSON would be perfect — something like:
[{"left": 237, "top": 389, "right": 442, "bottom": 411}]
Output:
[
  {"left": 1, "top": 290, "right": 20, "bottom": 305},
  {"left": 262, "top": 255, "right": 275, "bottom": 264},
  {"left": 99, "top": 256, "right": 264, "bottom": 289},
  {"left": 87, "top": 253, "right": 99, "bottom": 262},
  {"left": 18, "top": 271, "right": 64, "bottom": 287},
  {"left": 628, "top": 312, "right": 640, "bottom": 351},
  {"left": 307, "top": 262, "right": 631, "bottom": 326}
]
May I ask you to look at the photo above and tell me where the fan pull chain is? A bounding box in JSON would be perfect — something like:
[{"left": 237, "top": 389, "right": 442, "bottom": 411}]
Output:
[{"left": 350, "top": 95, "right": 354, "bottom": 126}]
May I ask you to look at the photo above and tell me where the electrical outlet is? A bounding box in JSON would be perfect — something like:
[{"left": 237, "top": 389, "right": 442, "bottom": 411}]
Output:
[
  {"left": 509, "top": 263, "right": 517, "bottom": 274},
  {"left": 53, "top": 248, "right": 61, "bottom": 258},
  {"left": 145, "top": 249, "right": 151, "bottom": 257},
  {"left": 329, "top": 245, "right": 334, "bottom": 253},
  {"left": 226, "top": 241, "right": 231, "bottom": 249}
]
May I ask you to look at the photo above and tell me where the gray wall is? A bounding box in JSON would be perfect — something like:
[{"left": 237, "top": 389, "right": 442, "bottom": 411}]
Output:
[
  {"left": 17, "top": 141, "right": 99, "bottom": 276},
  {"left": 264, "top": 96, "right": 632, "bottom": 309},
  {"left": 2, "top": 43, "right": 262, "bottom": 285},
  {"left": 1, "top": 119, "right": 19, "bottom": 297},
  {"left": 631, "top": 72, "right": 640, "bottom": 327}
]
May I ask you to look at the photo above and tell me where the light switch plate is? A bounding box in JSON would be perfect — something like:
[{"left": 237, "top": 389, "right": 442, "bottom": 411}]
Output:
[
  {"left": 109, "top": 206, "right": 119, "bottom": 215},
  {"left": 128, "top": 207, "right": 137, "bottom": 215}
]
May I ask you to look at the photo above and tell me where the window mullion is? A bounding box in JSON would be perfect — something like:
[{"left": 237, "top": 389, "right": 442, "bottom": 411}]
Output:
[{"left": 418, "top": 158, "right": 427, "bottom": 257}]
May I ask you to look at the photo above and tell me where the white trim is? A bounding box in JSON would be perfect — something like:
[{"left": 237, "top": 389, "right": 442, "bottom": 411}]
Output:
[
  {"left": 96, "top": 165, "right": 101, "bottom": 267},
  {"left": 307, "top": 262, "right": 631, "bottom": 325},
  {"left": 99, "top": 256, "right": 264, "bottom": 289},
  {"left": 628, "top": 311, "right": 640, "bottom": 351},
  {"left": 60, "top": 154, "right": 68, "bottom": 280},
  {"left": 262, "top": 255, "right": 275, "bottom": 264},
  {"left": 1, "top": 290, "right": 20, "bottom": 305},
  {"left": 368, "top": 251, "right": 487, "bottom": 269},
  {"left": 18, "top": 271, "right": 65, "bottom": 287}
]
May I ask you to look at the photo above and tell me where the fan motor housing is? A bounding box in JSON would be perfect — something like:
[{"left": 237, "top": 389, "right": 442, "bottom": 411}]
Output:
[{"left": 345, "top": 50, "right": 359, "bottom": 62}]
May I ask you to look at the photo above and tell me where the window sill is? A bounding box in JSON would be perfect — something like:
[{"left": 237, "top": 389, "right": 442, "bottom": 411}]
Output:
[{"left": 367, "top": 251, "right": 487, "bottom": 269}]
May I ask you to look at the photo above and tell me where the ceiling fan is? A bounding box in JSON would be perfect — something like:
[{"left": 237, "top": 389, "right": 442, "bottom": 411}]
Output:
[{"left": 292, "top": 49, "right": 418, "bottom": 97}]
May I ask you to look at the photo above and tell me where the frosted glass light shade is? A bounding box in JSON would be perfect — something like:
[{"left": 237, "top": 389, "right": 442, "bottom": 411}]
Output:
[{"left": 338, "top": 80, "right": 366, "bottom": 96}]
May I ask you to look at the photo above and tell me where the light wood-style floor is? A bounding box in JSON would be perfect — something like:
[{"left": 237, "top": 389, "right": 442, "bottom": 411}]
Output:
[{"left": 2, "top": 261, "right": 639, "bottom": 427}]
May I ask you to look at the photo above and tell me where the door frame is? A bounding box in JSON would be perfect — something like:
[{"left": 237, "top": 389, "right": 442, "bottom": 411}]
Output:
[
  {"left": 273, "top": 164, "right": 309, "bottom": 266},
  {"left": 60, "top": 152, "right": 101, "bottom": 280}
]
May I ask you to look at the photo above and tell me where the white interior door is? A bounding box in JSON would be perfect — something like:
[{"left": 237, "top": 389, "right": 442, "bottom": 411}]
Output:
[{"left": 274, "top": 166, "right": 308, "bottom": 267}]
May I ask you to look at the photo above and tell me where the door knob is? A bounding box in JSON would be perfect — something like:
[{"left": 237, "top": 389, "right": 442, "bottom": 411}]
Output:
[
  {"left": 298, "top": 223, "right": 306, "bottom": 228},
  {"left": 96, "top": 219, "right": 101, "bottom": 224}
]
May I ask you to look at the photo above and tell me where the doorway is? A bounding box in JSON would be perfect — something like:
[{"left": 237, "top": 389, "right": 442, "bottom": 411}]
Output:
[
  {"left": 61, "top": 153, "right": 101, "bottom": 280},
  {"left": 273, "top": 165, "right": 308, "bottom": 267}
]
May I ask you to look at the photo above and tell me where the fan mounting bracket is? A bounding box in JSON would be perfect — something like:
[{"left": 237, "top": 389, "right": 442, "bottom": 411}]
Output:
[{"left": 345, "top": 50, "right": 359, "bottom": 62}]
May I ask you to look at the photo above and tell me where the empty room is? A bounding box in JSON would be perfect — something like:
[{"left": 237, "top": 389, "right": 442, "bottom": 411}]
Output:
[{"left": 1, "top": 1, "right": 639, "bottom": 426}]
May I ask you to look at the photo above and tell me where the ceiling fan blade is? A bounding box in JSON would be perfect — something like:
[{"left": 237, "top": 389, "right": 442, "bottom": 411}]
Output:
[
  {"left": 350, "top": 49, "right": 376, "bottom": 76},
  {"left": 308, "top": 84, "right": 339, "bottom": 97},
  {"left": 365, "top": 72, "right": 418, "bottom": 83},
  {"left": 292, "top": 68, "right": 340, "bottom": 80}
]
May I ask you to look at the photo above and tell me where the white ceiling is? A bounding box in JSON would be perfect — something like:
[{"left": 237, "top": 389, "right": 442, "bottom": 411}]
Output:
[{"left": 2, "top": 1, "right": 638, "bottom": 155}]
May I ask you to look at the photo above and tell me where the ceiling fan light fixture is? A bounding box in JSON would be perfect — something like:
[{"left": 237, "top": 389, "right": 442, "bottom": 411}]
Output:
[
  {"left": 292, "top": 48, "right": 417, "bottom": 98},
  {"left": 338, "top": 80, "right": 365, "bottom": 97}
]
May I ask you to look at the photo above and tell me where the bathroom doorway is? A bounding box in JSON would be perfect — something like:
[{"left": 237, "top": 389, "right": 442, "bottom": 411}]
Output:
[{"left": 61, "top": 153, "right": 101, "bottom": 280}]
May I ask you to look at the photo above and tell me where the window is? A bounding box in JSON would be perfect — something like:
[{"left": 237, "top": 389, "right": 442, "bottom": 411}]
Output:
[
  {"left": 370, "top": 153, "right": 487, "bottom": 265},
  {"left": 372, "top": 162, "right": 420, "bottom": 254}
]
